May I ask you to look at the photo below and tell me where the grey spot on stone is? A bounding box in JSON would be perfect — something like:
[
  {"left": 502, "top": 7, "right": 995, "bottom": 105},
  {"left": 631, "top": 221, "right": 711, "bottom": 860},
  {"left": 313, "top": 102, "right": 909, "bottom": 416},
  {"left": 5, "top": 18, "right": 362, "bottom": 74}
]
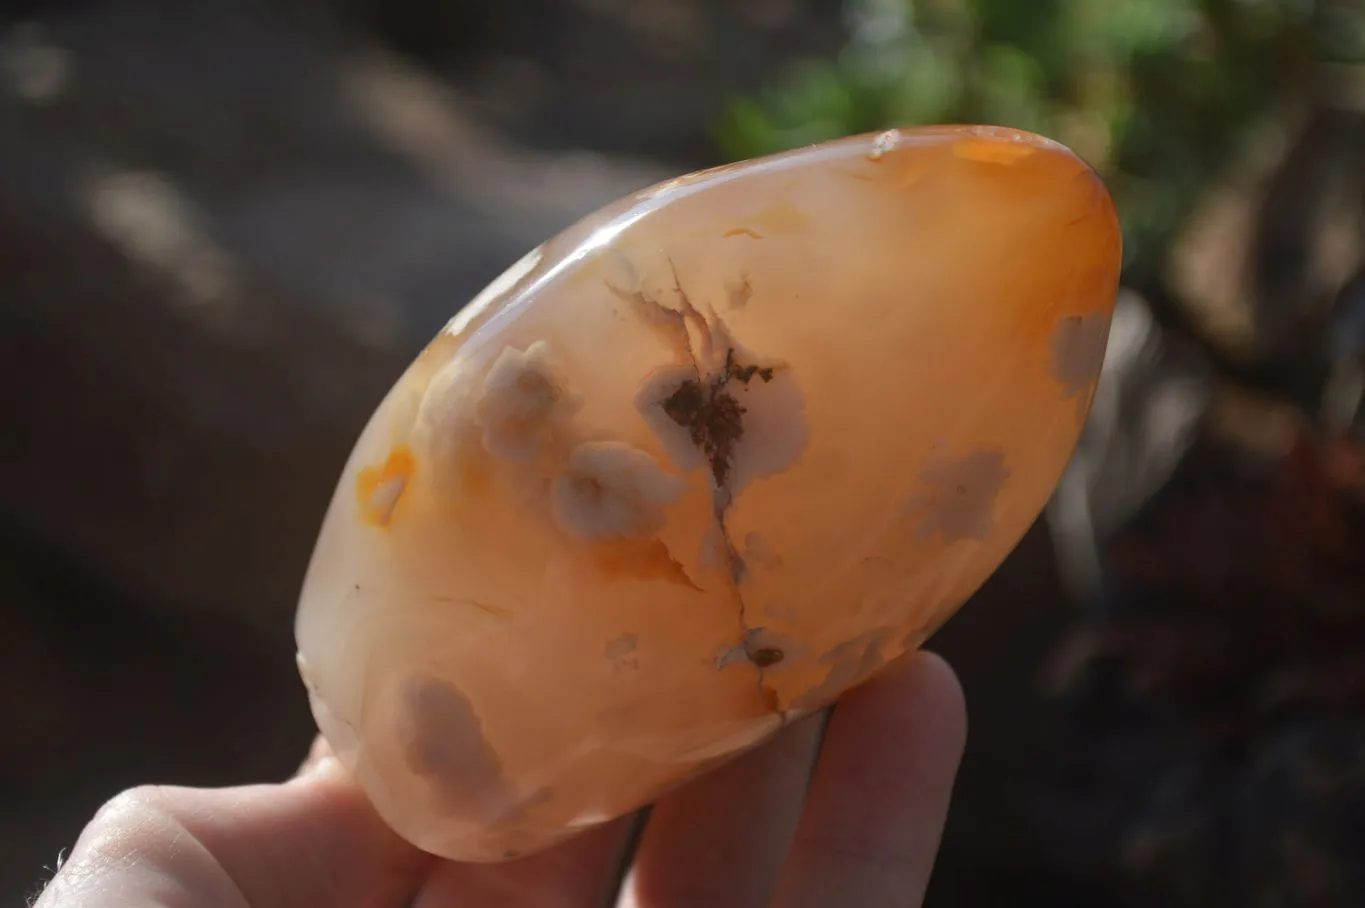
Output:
[
  {"left": 1051, "top": 311, "right": 1111, "bottom": 397},
  {"left": 724, "top": 361, "right": 809, "bottom": 497},
  {"left": 634, "top": 340, "right": 808, "bottom": 500},
  {"left": 790, "top": 627, "right": 893, "bottom": 711},
  {"left": 604, "top": 633, "right": 638, "bottom": 660},
  {"left": 714, "top": 640, "right": 748, "bottom": 670},
  {"left": 489, "top": 785, "right": 557, "bottom": 832},
  {"left": 634, "top": 365, "right": 708, "bottom": 473},
  {"left": 397, "top": 676, "right": 509, "bottom": 812},
  {"left": 742, "top": 532, "right": 782, "bottom": 570},
  {"left": 909, "top": 449, "right": 1010, "bottom": 542},
  {"left": 606, "top": 633, "right": 641, "bottom": 672}
]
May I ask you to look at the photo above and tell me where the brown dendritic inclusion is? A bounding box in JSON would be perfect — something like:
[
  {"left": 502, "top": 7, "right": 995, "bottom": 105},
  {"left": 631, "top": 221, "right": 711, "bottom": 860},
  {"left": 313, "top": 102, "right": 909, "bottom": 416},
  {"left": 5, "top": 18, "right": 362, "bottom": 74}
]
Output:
[{"left": 294, "top": 125, "right": 1123, "bottom": 861}]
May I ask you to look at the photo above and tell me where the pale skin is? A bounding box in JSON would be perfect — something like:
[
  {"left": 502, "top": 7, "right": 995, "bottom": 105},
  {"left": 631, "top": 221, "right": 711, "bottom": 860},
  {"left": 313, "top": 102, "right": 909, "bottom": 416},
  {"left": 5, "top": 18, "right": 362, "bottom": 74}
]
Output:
[{"left": 33, "top": 651, "right": 966, "bottom": 908}]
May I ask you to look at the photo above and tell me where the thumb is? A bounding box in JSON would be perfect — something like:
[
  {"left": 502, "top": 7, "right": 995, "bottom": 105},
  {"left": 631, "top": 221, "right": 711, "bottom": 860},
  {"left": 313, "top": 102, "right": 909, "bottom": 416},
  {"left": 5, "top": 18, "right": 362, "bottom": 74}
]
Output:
[{"left": 34, "top": 740, "right": 431, "bottom": 908}]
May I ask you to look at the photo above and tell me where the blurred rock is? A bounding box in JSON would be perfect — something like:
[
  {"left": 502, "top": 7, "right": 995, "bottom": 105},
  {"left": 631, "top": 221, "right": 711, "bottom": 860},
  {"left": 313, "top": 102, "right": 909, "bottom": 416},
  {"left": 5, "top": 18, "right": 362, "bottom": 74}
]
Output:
[
  {"left": 1166, "top": 99, "right": 1365, "bottom": 401},
  {"left": 1034, "top": 415, "right": 1365, "bottom": 908},
  {"left": 345, "top": 0, "right": 847, "bottom": 165},
  {"left": 0, "top": 2, "right": 674, "bottom": 639},
  {"left": 1323, "top": 266, "right": 1365, "bottom": 432},
  {"left": 1048, "top": 290, "right": 1214, "bottom": 606}
]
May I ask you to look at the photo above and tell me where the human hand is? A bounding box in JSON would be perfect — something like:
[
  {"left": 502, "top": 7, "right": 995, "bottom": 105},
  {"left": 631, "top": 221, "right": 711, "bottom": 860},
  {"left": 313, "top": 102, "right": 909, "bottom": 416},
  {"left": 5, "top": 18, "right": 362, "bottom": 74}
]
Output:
[{"left": 33, "top": 650, "right": 966, "bottom": 908}]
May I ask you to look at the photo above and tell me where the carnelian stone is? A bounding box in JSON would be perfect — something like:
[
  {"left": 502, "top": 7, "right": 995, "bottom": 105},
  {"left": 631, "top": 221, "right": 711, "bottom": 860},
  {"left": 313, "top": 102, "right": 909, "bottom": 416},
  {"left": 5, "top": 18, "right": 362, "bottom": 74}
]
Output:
[{"left": 294, "top": 125, "right": 1121, "bottom": 861}]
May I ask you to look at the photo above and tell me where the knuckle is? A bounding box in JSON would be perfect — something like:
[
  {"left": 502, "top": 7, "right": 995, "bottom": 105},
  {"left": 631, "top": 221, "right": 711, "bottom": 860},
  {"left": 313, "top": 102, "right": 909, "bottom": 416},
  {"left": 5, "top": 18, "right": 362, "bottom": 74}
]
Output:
[
  {"left": 84, "top": 785, "right": 190, "bottom": 855},
  {"left": 90, "top": 785, "right": 175, "bottom": 828}
]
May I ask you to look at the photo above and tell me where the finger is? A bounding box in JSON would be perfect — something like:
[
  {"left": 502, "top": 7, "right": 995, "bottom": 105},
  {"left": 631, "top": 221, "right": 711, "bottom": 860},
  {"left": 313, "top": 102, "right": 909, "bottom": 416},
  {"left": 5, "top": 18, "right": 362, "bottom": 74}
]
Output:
[
  {"left": 35, "top": 756, "right": 431, "bottom": 908},
  {"left": 618, "top": 711, "right": 825, "bottom": 908},
  {"left": 413, "top": 813, "right": 639, "bottom": 908},
  {"left": 770, "top": 651, "right": 967, "bottom": 908}
]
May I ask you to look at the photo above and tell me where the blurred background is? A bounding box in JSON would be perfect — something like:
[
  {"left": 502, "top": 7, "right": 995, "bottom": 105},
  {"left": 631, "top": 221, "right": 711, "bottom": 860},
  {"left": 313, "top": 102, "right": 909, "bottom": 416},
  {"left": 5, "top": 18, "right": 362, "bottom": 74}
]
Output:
[{"left": 2, "top": 0, "right": 1363, "bottom": 904}]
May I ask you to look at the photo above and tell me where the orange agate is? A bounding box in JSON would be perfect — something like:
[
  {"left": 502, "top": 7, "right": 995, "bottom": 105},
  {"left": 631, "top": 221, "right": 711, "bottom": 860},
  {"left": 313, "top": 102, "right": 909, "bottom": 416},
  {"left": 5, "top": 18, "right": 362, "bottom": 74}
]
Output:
[{"left": 294, "top": 125, "right": 1122, "bottom": 861}]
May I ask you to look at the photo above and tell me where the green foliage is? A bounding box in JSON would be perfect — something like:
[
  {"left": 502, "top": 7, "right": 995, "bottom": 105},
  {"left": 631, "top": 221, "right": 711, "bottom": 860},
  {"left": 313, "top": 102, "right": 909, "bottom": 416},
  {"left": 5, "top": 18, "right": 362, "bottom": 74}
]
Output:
[{"left": 715, "top": 0, "right": 1362, "bottom": 285}]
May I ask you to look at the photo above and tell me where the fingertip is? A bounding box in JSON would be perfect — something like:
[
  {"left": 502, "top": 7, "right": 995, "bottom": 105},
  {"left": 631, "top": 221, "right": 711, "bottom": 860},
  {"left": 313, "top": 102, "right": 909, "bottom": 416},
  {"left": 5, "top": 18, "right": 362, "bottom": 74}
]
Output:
[
  {"left": 886, "top": 649, "right": 969, "bottom": 755},
  {"left": 770, "top": 649, "right": 968, "bottom": 907},
  {"left": 834, "top": 648, "right": 968, "bottom": 764}
]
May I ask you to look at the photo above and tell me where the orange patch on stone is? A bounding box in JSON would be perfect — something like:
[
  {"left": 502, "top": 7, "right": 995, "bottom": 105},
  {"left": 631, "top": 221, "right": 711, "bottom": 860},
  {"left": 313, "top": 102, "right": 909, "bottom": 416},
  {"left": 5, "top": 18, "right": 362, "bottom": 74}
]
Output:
[
  {"left": 592, "top": 539, "right": 701, "bottom": 591},
  {"left": 357, "top": 446, "right": 417, "bottom": 527}
]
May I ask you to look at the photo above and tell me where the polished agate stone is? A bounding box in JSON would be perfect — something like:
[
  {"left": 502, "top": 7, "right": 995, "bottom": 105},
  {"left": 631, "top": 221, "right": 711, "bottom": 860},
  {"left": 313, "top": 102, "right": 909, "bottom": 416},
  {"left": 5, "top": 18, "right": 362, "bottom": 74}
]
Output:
[{"left": 294, "top": 125, "right": 1122, "bottom": 861}]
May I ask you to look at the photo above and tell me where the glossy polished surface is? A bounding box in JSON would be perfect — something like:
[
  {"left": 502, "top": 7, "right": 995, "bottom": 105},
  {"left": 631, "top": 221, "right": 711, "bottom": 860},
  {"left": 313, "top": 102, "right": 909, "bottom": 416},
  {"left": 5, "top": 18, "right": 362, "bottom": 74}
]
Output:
[{"left": 295, "top": 124, "right": 1122, "bottom": 861}]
